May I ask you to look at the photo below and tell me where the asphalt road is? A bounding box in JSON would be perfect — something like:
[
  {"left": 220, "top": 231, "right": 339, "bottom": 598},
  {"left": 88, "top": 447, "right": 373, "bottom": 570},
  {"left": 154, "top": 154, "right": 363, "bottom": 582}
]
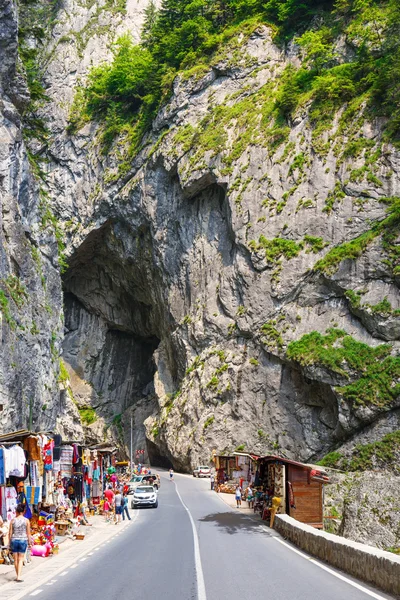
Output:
[{"left": 25, "top": 473, "right": 394, "bottom": 600}]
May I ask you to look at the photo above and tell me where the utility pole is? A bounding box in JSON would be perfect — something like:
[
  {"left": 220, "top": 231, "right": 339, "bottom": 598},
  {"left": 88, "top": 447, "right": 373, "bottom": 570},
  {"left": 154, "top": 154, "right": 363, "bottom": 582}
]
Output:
[
  {"left": 130, "top": 412, "right": 133, "bottom": 478},
  {"left": 29, "top": 397, "right": 33, "bottom": 432}
]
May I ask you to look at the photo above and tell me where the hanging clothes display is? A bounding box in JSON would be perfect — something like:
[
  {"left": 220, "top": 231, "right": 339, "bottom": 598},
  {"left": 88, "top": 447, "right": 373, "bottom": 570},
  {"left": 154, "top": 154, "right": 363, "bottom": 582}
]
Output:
[
  {"left": 30, "top": 460, "right": 40, "bottom": 487},
  {"left": 25, "top": 486, "right": 41, "bottom": 505},
  {"left": 73, "top": 474, "right": 83, "bottom": 503},
  {"left": 43, "top": 439, "right": 54, "bottom": 471},
  {"left": 60, "top": 445, "right": 73, "bottom": 478},
  {"left": 5, "top": 485, "right": 18, "bottom": 522},
  {"left": 5, "top": 445, "right": 26, "bottom": 477},
  {"left": 23, "top": 436, "right": 41, "bottom": 461}
]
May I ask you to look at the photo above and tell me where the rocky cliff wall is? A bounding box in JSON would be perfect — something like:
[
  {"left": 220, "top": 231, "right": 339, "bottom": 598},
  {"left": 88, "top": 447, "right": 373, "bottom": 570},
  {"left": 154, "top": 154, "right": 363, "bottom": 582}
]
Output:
[
  {"left": 1, "top": 0, "right": 400, "bottom": 548},
  {"left": 0, "top": 0, "right": 63, "bottom": 434},
  {"left": 42, "top": 22, "right": 399, "bottom": 470}
]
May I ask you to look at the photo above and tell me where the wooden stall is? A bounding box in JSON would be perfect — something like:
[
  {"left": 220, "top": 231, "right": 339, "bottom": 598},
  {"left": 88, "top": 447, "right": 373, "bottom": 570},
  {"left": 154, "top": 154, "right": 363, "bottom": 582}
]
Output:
[{"left": 257, "top": 455, "right": 329, "bottom": 529}]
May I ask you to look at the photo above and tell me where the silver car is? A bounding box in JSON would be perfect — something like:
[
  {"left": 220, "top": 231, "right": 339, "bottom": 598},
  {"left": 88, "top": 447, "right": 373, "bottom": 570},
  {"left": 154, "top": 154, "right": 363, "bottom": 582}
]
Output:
[{"left": 131, "top": 485, "right": 158, "bottom": 509}]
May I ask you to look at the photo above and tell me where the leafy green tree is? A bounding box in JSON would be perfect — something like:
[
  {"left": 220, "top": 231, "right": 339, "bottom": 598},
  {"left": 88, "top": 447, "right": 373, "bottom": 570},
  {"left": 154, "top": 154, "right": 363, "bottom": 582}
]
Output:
[{"left": 296, "top": 27, "right": 337, "bottom": 72}]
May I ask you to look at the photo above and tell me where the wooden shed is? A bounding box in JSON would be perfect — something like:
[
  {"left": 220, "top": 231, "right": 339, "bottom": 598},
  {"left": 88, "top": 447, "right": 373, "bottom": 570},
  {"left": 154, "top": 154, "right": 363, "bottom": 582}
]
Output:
[{"left": 257, "top": 455, "right": 329, "bottom": 529}]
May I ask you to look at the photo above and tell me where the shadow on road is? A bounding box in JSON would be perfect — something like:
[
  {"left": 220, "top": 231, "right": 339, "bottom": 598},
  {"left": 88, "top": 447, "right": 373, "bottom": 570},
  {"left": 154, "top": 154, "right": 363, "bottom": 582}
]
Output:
[{"left": 198, "top": 511, "right": 272, "bottom": 536}]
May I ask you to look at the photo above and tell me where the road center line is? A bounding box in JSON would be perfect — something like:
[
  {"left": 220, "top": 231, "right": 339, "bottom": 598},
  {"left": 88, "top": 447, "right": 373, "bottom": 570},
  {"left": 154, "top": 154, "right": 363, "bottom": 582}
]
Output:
[
  {"left": 273, "top": 538, "right": 389, "bottom": 600},
  {"left": 174, "top": 481, "right": 207, "bottom": 600}
]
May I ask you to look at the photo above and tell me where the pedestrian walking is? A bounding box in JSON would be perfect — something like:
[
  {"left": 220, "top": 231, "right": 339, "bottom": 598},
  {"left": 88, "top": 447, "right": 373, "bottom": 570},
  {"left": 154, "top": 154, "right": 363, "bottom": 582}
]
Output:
[
  {"left": 103, "top": 499, "right": 111, "bottom": 522},
  {"left": 210, "top": 474, "right": 215, "bottom": 490},
  {"left": 122, "top": 491, "right": 131, "bottom": 521},
  {"left": 169, "top": 468, "right": 174, "bottom": 481},
  {"left": 9, "top": 504, "right": 32, "bottom": 582},
  {"left": 246, "top": 485, "right": 254, "bottom": 508},
  {"left": 114, "top": 489, "right": 123, "bottom": 524},
  {"left": 235, "top": 485, "right": 242, "bottom": 508}
]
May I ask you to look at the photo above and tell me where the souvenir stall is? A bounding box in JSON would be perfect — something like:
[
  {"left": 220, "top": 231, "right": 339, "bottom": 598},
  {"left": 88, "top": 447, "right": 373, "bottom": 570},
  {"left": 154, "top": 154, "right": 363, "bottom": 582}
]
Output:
[
  {"left": 213, "top": 453, "right": 259, "bottom": 493},
  {"left": 0, "top": 430, "right": 31, "bottom": 526},
  {"left": 232, "top": 452, "right": 259, "bottom": 489},
  {"left": 256, "top": 455, "right": 330, "bottom": 528},
  {"left": 0, "top": 429, "right": 62, "bottom": 558},
  {"left": 213, "top": 454, "right": 236, "bottom": 492}
]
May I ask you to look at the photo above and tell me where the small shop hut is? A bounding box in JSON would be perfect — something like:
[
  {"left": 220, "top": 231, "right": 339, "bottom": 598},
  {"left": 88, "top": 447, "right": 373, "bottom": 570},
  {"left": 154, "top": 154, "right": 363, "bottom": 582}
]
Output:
[
  {"left": 213, "top": 452, "right": 259, "bottom": 492},
  {"left": 257, "top": 455, "right": 329, "bottom": 529}
]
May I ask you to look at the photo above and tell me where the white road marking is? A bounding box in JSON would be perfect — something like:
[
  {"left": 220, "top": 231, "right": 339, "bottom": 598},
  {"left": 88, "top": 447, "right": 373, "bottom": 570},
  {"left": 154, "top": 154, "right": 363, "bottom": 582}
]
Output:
[
  {"left": 59, "top": 571, "right": 68, "bottom": 577},
  {"left": 70, "top": 564, "right": 78, "bottom": 569},
  {"left": 80, "top": 557, "right": 87, "bottom": 562},
  {"left": 88, "top": 552, "right": 93, "bottom": 556},
  {"left": 274, "top": 538, "right": 390, "bottom": 600},
  {"left": 174, "top": 481, "right": 207, "bottom": 600},
  {"left": 30, "top": 591, "right": 42, "bottom": 596}
]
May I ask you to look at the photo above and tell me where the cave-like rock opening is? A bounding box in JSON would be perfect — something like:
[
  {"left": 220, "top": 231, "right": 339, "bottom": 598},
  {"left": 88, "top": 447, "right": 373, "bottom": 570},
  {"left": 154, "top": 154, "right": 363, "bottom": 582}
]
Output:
[{"left": 60, "top": 220, "right": 164, "bottom": 454}]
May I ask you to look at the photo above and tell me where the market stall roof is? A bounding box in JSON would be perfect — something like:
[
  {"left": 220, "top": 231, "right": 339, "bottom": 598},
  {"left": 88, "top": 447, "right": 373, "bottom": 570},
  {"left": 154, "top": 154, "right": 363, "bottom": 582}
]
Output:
[
  {"left": 214, "top": 454, "right": 237, "bottom": 459},
  {"left": 0, "top": 429, "right": 32, "bottom": 442},
  {"left": 90, "top": 443, "right": 117, "bottom": 453},
  {"left": 257, "top": 454, "right": 328, "bottom": 474},
  {"left": 233, "top": 452, "right": 261, "bottom": 460}
]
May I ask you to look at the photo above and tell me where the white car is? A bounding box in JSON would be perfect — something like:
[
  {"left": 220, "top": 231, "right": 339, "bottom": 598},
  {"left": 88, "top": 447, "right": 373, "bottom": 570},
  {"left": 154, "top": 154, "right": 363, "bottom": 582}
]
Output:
[
  {"left": 131, "top": 485, "right": 158, "bottom": 509},
  {"left": 193, "top": 465, "right": 211, "bottom": 478},
  {"left": 128, "top": 474, "right": 160, "bottom": 494}
]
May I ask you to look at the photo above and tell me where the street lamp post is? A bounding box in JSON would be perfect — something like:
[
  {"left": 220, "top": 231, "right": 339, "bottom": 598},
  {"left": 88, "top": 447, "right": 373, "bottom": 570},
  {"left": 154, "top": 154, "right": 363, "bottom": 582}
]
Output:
[{"left": 130, "top": 413, "right": 133, "bottom": 478}]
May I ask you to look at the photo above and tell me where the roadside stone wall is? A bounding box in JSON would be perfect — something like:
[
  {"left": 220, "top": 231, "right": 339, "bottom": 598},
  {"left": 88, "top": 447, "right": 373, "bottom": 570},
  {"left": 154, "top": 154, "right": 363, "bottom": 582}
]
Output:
[{"left": 274, "top": 514, "right": 400, "bottom": 597}]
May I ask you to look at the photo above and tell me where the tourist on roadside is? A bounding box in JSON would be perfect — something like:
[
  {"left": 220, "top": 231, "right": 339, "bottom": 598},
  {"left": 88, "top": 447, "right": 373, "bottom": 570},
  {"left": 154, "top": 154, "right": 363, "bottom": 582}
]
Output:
[
  {"left": 103, "top": 498, "right": 111, "bottom": 522},
  {"left": 169, "top": 468, "right": 174, "bottom": 481},
  {"left": 103, "top": 486, "right": 114, "bottom": 523},
  {"left": 122, "top": 491, "right": 131, "bottom": 521},
  {"left": 246, "top": 484, "right": 254, "bottom": 509},
  {"left": 235, "top": 485, "right": 242, "bottom": 508},
  {"left": 104, "top": 485, "right": 115, "bottom": 506},
  {"left": 9, "top": 504, "right": 32, "bottom": 582},
  {"left": 210, "top": 473, "right": 215, "bottom": 491},
  {"left": 114, "top": 489, "right": 123, "bottom": 524}
]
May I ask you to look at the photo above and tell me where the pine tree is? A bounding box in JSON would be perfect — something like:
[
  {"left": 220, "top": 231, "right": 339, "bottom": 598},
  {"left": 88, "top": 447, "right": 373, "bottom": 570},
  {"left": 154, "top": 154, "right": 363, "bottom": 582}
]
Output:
[{"left": 141, "top": 0, "right": 159, "bottom": 48}]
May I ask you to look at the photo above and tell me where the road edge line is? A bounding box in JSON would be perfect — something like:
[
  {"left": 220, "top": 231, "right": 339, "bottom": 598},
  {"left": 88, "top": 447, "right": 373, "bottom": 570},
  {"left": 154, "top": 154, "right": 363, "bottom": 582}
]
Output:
[
  {"left": 174, "top": 481, "right": 207, "bottom": 600},
  {"left": 273, "top": 537, "right": 390, "bottom": 600}
]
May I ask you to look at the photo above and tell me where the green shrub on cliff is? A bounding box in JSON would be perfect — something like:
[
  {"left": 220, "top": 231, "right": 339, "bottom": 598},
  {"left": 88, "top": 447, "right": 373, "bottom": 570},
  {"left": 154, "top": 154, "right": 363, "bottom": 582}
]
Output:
[
  {"left": 318, "top": 431, "right": 400, "bottom": 472},
  {"left": 287, "top": 328, "right": 400, "bottom": 408},
  {"left": 314, "top": 196, "right": 400, "bottom": 275}
]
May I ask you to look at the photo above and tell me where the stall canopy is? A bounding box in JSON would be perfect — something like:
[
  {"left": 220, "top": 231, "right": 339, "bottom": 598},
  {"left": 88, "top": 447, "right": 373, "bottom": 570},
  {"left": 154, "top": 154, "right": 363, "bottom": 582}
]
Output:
[{"left": 257, "top": 455, "right": 329, "bottom": 529}]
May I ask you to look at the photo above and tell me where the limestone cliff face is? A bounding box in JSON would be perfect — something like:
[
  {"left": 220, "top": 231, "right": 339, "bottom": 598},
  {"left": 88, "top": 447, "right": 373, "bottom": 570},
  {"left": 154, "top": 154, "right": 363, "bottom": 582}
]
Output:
[
  {"left": 0, "top": 0, "right": 63, "bottom": 434},
  {"left": 44, "top": 23, "right": 399, "bottom": 471},
  {"left": 1, "top": 0, "right": 400, "bottom": 480}
]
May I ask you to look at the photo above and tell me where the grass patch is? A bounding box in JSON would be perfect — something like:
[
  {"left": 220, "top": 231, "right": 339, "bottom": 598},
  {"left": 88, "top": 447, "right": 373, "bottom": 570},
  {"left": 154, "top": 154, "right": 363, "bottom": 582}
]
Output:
[
  {"left": 287, "top": 328, "right": 400, "bottom": 408},
  {"left": 203, "top": 415, "right": 215, "bottom": 430},
  {"left": 79, "top": 407, "right": 98, "bottom": 425},
  {"left": 314, "top": 197, "right": 400, "bottom": 276}
]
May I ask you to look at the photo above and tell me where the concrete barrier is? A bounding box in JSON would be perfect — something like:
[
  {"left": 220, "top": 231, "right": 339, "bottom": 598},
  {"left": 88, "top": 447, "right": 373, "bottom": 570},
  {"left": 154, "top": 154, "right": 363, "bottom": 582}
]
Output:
[{"left": 274, "top": 514, "right": 400, "bottom": 597}]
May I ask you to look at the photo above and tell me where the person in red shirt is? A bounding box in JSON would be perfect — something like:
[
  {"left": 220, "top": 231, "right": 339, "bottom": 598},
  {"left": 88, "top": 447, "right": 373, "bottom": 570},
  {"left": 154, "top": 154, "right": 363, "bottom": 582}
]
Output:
[{"left": 104, "top": 486, "right": 115, "bottom": 505}]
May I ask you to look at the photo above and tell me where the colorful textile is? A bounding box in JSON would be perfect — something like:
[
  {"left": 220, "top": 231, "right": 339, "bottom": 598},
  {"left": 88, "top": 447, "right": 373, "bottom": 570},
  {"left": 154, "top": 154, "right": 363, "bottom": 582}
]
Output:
[
  {"left": 25, "top": 486, "right": 41, "bottom": 505},
  {"left": 30, "top": 461, "right": 39, "bottom": 487},
  {"left": 60, "top": 445, "right": 73, "bottom": 478},
  {"left": 0, "top": 447, "right": 5, "bottom": 485},
  {"left": 5, "top": 486, "right": 18, "bottom": 521},
  {"left": 23, "top": 436, "right": 41, "bottom": 461},
  {"left": 5, "top": 445, "right": 26, "bottom": 477},
  {"left": 43, "top": 440, "right": 54, "bottom": 471}
]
